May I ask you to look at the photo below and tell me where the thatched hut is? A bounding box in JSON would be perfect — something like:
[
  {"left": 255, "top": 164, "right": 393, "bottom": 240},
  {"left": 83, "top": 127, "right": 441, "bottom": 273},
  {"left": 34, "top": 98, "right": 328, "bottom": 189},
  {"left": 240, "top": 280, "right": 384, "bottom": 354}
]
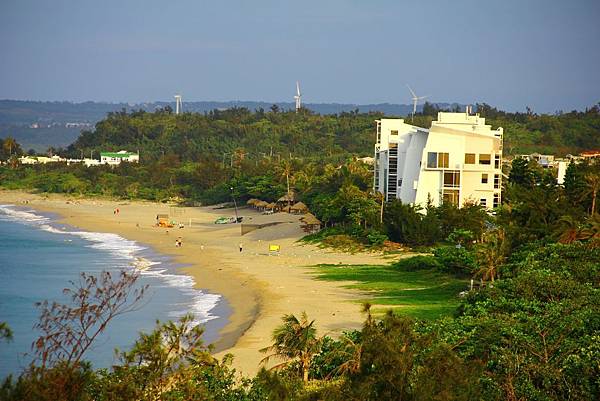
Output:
[
  {"left": 277, "top": 192, "right": 296, "bottom": 212},
  {"left": 290, "top": 201, "right": 308, "bottom": 214},
  {"left": 246, "top": 198, "right": 259, "bottom": 207},
  {"left": 300, "top": 213, "right": 321, "bottom": 233},
  {"left": 255, "top": 200, "right": 269, "bottom": 211},
  {"left": 265, "top": 202, "right": 277, "bottom": 211}
]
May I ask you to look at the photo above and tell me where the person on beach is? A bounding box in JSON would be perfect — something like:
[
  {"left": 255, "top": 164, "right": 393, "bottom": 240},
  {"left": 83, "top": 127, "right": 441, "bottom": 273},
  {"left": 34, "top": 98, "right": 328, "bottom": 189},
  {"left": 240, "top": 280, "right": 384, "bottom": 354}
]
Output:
[{"left": 239, "top": 242, "right": 243, "bottom": 252}]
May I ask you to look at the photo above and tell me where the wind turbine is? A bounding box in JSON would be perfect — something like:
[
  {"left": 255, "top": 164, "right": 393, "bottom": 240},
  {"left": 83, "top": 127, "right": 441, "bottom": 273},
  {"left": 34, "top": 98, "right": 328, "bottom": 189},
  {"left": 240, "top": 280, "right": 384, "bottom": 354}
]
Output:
[
  {"left": 174, "top": 94, "right": 182, "bottom": 115},
  {"left": 294, "top": 81, "right": 302, "bottom": 112},
  {"left": 407, "top": 85, "right": 428, "bottom": 121}
]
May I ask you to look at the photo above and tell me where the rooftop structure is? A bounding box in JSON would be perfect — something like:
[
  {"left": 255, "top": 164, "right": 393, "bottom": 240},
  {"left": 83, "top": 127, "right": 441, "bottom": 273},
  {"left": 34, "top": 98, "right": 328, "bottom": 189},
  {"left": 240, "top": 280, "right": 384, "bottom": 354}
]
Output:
[
  {"left": 100, "top": 151, "right": 139, "bottom": 165},
  {"left": 18, "top": 155, "right": 64, "bottom": 165},
  {"left": 580, "top": 150, "right": 600, "bottom": 159},
  {"left": 374, "top": 111, "right": 503, "bottom": 210}
]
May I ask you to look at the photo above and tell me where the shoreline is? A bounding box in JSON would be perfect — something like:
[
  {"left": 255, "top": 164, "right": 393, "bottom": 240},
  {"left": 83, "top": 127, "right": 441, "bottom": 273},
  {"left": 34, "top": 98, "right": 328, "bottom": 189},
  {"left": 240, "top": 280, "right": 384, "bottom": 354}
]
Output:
[{"left": 0, "top": 190, "right": 394, "bottom": 376}]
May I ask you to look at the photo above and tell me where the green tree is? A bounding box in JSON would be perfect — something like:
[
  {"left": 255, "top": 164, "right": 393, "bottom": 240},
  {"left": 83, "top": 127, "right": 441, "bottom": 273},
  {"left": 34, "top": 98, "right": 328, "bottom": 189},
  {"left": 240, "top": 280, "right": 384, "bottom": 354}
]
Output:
[
  {"left": 260, "top": 312, "right": 322, "bottom": 384},
  {"left": 474, "top": 228, "right": 507, "bottom": 283},
  {"left": 584, "top": 172, "right": 600, "bottom": 216}
]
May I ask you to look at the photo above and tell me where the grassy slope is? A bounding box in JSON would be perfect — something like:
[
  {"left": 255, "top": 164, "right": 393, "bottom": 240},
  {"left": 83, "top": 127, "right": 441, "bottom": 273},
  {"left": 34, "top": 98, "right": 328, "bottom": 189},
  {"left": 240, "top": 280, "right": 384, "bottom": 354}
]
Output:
[{"left": 310, "top": 263, "right": 467, "bottom": 320}]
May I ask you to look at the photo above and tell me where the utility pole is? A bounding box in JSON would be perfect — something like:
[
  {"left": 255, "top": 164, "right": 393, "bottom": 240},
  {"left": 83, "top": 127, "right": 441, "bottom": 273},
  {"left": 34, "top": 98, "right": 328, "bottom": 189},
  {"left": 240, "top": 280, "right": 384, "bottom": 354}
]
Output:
[
  {"left": 380, "top": 194, "right": 384, "bottom": 224},
  {"left": 230, "top": 187, "right": 239, "bottom": 222}
]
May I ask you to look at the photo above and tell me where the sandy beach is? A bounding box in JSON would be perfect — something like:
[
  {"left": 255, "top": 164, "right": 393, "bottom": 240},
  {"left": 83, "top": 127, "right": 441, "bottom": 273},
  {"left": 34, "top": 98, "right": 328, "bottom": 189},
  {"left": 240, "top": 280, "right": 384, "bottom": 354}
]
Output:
[{"left": 0, "top": 189, "right": 393, "bottom": 376}]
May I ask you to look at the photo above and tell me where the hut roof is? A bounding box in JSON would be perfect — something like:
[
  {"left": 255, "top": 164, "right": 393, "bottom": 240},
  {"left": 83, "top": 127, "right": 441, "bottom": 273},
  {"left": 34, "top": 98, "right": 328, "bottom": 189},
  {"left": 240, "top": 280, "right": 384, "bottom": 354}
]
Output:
[
  {"left": 277, "top": 192, "right": 296, "bottom": 203},
  {"left": 301, "top": 213, "right": 321, "bottom": 226},
  {"left": 246, "top": 198, "right": 259, "bottom": 205},
  {"left": 290, "top": 201, "right": 308, "bottom": 212},
  {"left": 266, "top": 202, "right": 276, "bottom": 209},
  {"left": 255, "top": 200, "right": 268, "bottom": 207}
]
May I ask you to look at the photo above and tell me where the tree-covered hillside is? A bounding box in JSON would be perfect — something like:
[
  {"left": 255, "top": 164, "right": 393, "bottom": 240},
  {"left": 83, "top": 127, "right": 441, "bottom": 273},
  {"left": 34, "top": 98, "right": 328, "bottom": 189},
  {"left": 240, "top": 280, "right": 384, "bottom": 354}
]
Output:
[
  {"left": 67, "top": 107, "right": 381, "bottom": 163},
  {"left": 60, "top": 102, "right": 600, "bottom": 163}
]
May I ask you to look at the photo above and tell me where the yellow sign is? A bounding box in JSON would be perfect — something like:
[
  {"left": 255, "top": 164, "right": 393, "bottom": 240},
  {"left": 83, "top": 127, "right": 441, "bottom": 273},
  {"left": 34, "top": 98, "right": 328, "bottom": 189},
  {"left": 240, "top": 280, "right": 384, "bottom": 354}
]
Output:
[{"left": 269, "top": 244, "right": 280, "bottom": 252}]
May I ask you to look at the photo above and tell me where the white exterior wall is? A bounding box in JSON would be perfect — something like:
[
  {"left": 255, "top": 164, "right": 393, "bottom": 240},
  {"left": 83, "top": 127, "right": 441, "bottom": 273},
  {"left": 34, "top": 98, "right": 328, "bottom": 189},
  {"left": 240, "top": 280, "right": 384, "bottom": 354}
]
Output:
[
  {"left": 399, "top": 131, "right": 428, "bottom": 203},
  {"left": 374, "top": 112, "right": 503, "bottom": 210},
  {"left": 100, "top": 152, "right": 139, "bottom": 165},
  {"left": 373, "top": 119, "right": 426, "bottom": 201}
]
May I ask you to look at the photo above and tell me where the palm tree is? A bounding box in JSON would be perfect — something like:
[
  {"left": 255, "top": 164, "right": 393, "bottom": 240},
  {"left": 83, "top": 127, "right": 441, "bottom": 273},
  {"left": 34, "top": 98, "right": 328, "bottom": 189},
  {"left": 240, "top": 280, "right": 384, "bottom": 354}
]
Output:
[
  {"left": 555, "top": 215, "right": 585, "bottom": 244},
  {"left": 554, "top": 213, "right": 600, "bottom": 244},
  {"left": 324, "top": 303, "right": 373, "bottom": 378},
  {"left": 583, "top": 173, "right": 600, "bottom": 216},
  {"left": 475, "top": 229, "right": 507, "bottom": 283},
  {"left": 260, "top": 312, "right": 322, "bottom": 384},
  {"left": 276, "top": 160, "right": 294, "bottom": 211},
  {"left": 2, "top": 136, "right": 17, "bottom": 156}
]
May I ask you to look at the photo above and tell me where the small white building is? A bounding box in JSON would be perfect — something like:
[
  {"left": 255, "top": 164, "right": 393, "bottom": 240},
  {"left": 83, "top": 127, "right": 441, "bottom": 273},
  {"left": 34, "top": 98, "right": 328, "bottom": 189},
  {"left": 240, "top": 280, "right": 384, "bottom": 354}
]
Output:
[
  {"left": 18, "top": 155, "right": 65, "bottom": 165},
  {"left": 374, "top": 111, "right": 503, "bottom": 210},
  {"left": 100, "top": 151, "right": 139, "bottom": 165}
]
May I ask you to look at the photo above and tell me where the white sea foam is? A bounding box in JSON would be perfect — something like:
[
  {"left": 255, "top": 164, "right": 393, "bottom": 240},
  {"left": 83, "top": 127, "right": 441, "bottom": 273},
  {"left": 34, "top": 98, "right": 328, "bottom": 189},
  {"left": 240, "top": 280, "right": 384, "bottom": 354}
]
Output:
[
  {"left": 0, "top": 205, "right": 51, "bottom": 224},
  {"left": 0, "top": 204, "right": 221, "bottom": 324}
]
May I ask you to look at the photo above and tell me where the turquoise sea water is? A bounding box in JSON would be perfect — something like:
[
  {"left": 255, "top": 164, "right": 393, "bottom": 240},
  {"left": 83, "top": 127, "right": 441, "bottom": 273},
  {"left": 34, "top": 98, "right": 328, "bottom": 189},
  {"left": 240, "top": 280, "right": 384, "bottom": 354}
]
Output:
[{"left": 0, "top": 204, "right": 229, "bottom": 378}]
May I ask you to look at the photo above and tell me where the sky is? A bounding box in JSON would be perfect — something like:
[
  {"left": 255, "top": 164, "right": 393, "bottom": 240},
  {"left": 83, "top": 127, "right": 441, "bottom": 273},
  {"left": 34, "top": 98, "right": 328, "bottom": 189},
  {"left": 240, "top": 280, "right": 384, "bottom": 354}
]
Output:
[{"left": 0, "top": 0, "right": 599, "bottom": 112}]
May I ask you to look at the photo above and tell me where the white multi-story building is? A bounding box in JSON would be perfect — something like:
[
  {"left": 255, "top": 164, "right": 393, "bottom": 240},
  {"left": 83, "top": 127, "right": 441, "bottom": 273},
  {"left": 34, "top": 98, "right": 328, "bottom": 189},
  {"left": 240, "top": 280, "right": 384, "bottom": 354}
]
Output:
[{"left": 374, "top": 111, "right": 503, "bottom": 209}]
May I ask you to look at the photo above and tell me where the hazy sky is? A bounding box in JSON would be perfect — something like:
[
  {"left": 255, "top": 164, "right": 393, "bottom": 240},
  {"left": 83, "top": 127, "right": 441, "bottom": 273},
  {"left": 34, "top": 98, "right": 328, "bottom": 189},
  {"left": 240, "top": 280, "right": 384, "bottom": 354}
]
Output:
[{"left": 1, "top": 0, "right": 599, "bottom": 112}]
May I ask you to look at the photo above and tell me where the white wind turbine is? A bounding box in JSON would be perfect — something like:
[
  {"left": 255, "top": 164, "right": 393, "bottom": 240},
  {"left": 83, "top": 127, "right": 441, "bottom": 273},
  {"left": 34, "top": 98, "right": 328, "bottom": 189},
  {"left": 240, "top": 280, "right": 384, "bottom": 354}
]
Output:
[
  {"left": 294, "top": 81, "right": 302, "bottom": 112},
  {"left": 174, "top": 94, "right": 182, "bottom": 115},
  {"left": 407, "top": 85, "right": 428, "bottom": 121}
]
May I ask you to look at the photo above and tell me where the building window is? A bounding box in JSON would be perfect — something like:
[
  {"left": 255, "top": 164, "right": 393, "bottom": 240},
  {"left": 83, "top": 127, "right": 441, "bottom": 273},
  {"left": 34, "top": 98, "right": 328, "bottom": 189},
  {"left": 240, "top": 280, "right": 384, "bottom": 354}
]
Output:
[
  {"left": 442, "top": 189, "right": 460, "bottom": 206},
  {"left": 494, "top": 174, "right": 500, "bottom": 189},
  {"left": 438, "top": 152, "right": 449, "bottom": 168},
  {"left": 443, "top": 171, "right": 460, "bottom": 188},
  {"left": 480, "top": 198, "right": 487, "bottom": 207},
  {"left": 427, "top": 152, "right": 449, "bottom": 168},
  {"left": 427, "top": 152, "right": 437, "bottom": 168},
  {"left": 494, "top": 154, "right": 501, "bottom": 169},
  {"left": 481, "top": 174, "right": 488, "bottom": 184},
  {"left": 493, "top": 193, "right": 500, "bottom": 208},
  {"left": 479, "top": 154, "right": 491, "bottom": 165},
  {"left": 390, "top": 130, "right": 398, "bottom": 135},
  {"left": 465, "top": 153, "right": 476, "bottom": 164},
  {"left": 398, "top": 178, "right": 403, "bottom": 187}
]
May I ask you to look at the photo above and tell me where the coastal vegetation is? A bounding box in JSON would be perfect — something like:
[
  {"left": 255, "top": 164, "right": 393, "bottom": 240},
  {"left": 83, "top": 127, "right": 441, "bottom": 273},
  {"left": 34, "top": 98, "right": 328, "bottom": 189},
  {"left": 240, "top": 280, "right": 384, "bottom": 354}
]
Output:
[
  {"left": 1, "top": 238, "right": 598, "bottom": 400},
  {"left": 1, "top": 105, "right": 599, "bottom": 400}
]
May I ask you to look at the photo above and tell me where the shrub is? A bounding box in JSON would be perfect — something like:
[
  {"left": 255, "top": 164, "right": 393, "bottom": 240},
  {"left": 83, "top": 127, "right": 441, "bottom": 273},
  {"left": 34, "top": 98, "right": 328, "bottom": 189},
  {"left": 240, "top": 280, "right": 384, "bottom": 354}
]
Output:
[
  {"left": 393, "top": 255, "right": 441, "bottom": 271},
  {"left": 433, "top": 246, "right": 477, "bottom": 276},
  {"left": 366, "top": 230, "right": 388, "bottom": 246}
]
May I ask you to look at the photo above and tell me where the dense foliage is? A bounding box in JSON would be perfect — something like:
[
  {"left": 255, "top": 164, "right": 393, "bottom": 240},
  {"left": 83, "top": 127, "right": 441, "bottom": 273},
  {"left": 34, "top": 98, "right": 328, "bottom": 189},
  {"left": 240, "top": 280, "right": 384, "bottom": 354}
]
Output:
[
  {"left": 1, "top": 105, "right": 600, "bottom": 400},
  {"left": 3, "top": 239, "right": 597, "bottom": 401}
]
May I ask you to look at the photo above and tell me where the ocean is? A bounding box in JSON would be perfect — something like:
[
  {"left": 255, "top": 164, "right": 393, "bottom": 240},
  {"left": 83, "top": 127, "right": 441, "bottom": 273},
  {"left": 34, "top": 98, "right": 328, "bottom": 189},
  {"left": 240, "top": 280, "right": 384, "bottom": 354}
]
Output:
[{"left": 0, "top": 204, "right": 229, "bottom": 378}]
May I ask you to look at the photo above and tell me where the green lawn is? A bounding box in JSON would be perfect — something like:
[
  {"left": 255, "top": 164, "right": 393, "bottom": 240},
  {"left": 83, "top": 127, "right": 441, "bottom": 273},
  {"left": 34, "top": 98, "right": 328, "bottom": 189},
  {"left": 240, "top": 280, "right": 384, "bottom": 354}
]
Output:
[{"left": 310, "top": 263, "right": 467, "bottom": 320}]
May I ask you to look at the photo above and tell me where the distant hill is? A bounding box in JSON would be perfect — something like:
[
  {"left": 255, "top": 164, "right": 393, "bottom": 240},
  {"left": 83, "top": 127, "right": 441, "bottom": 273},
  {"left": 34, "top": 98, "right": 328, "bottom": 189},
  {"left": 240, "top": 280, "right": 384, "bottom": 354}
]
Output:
[
  {"left": 0, "top": 99, "right": 466, "bottom": 125},
  {"left": 0, "top": 99, "right": 463, "bottom": 151}
]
